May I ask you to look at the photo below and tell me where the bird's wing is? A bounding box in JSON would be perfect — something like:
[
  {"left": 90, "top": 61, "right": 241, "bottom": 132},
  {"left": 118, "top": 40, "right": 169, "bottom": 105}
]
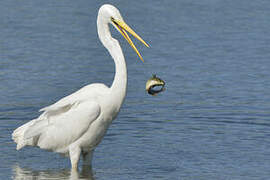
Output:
[
  {"left": 22, "top": 84, "right": 109, "bottom": 150},
  {"left": 24, "top": 100, "right": 101, "bottom": 150}
]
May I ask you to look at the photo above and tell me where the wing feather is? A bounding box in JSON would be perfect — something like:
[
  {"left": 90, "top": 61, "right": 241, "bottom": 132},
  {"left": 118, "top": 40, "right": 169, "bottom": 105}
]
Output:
[
  {"left": 21, "top": 83, "right": 109, "bottom": 151},
  {"left": 24, "top": 100, "right": 101, "bottom": 151}
]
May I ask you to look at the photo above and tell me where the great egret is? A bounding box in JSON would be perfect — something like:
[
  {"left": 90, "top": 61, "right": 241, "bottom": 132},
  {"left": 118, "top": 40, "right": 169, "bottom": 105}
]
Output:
[{"left": 12, "top": 4, "right": 149, "bottom": 169}]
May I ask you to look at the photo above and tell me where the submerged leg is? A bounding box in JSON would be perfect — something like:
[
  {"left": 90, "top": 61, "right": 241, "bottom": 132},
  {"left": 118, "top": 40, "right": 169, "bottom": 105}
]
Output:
[
  {"left": 69, "top": 144, "right": 81, "bottom": 170},
  {"left": 82, "top": 150, "right": 94, "bottom": 167}
]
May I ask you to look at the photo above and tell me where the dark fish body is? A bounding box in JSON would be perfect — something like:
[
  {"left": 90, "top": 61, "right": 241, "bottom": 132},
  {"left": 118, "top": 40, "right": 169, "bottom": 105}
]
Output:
[{"left": 145, "top": 75, "right": 165, "bottom": 95}]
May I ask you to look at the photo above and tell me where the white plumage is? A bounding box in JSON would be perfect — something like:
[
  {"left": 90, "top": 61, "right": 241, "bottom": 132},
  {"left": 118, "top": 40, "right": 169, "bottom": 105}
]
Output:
[{"left": 12, "top": 4, "right": 148, "bottom": 169}]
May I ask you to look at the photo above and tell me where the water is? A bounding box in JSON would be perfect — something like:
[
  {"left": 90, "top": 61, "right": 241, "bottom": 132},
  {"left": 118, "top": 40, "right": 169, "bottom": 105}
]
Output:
[{"left": 1, "top": 0, "right": 270, "bottom": 179}]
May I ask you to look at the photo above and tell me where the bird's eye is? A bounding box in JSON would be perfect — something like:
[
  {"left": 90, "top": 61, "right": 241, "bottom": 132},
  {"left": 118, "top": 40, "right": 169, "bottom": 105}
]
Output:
[{"left": 111, "top": 17, "right": 114, "bottom": 21}]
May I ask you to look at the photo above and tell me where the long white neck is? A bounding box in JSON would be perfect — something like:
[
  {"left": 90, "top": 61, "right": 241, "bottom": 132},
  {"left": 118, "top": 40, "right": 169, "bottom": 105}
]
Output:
[{"left": 97, "top": 15, "right": 127, "bottom": 105}]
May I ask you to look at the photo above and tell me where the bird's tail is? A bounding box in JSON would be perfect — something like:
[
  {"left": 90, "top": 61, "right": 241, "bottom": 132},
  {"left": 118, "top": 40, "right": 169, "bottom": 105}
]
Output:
[{"left": 12, "top": 120, "right": 37, "bottom": 150}]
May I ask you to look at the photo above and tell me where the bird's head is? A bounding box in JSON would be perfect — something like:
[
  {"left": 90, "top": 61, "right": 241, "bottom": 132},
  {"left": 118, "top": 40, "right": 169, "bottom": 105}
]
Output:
[{"left": 98, "top": 4, "right": 149, "bottom": 62}]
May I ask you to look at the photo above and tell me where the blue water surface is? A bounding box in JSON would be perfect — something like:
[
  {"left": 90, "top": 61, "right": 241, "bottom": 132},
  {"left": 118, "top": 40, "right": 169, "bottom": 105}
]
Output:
[{"left": 1, "top": 0, "right": 270, "bottom": 179}]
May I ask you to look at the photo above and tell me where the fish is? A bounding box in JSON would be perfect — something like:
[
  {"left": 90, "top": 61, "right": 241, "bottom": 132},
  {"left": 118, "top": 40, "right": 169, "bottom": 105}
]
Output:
[{"left": 146, "top": 74, "right": 165, "bottom": 95}]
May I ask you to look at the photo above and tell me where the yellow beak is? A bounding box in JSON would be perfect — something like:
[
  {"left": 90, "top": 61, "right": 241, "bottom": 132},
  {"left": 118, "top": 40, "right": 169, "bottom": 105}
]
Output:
[{"left": 112, "top": 18, "right": 149, "bottom": 62}]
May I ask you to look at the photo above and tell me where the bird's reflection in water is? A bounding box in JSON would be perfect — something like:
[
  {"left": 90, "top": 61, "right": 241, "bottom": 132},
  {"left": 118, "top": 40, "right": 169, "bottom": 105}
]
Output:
[{"left": 13, "top": 164, "right": 95, "bottom": 180}]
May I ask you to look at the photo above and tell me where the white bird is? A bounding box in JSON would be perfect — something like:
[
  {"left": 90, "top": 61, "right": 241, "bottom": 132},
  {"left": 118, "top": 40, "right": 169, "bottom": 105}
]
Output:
[{"left": 12, "top": 4, "right": 149, "bottom": 170}]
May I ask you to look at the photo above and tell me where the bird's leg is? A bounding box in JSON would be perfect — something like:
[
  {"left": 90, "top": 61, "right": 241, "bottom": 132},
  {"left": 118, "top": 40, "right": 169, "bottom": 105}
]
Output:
[
  {"left": 70, "top": 168, "right": 80, "bottom": 179},
  {"left": 82, "top": 150, "right": 94, "bottom": 167},
  {"left": 69, "top": 144, "right": 81, "bottom": 170}
]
